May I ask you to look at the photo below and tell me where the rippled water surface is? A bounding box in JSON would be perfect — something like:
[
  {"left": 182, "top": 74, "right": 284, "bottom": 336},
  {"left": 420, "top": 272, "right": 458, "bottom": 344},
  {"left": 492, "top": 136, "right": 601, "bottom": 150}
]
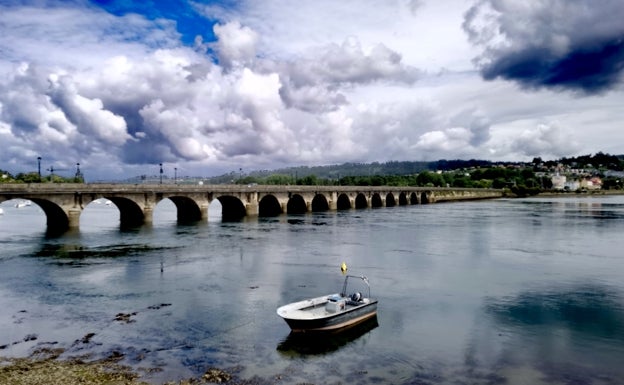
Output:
[{"left": 1, "top": 195, "right": 624, "bottom": 384}]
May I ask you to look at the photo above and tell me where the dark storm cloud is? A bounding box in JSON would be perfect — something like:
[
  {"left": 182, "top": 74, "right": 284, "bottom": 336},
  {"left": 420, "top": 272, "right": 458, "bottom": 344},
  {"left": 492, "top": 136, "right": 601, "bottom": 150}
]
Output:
[
  {"left": 464, "top": 0, "right": 624, "bottom": 93},
  {"left": 481, "top": 37, "right": 624, "bottom": 93}
]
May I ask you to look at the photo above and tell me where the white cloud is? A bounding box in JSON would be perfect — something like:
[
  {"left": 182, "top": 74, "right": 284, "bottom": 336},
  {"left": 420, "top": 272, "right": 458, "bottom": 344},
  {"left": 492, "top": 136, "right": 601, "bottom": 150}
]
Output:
[
  {"left": 213, "top": 21, "right": 259, "bottom": 69},
  {"left": 0, "top": 0, "right": 623, "bottom": 180},
  {"left": 139, "top": 99, "right": 206, "bottom": 160},
  {"left": 416, "top": 127, "right": 472, "bottom": 151},
  {"left": 47, "top": 73, "right": 130, "bottom": 146},
  {"left": 0, "top": 3, "right": 179, "bottom": 70},
  {"left": 197, "top": 0, "right": 474, "bottom": 72},
  {"left": 509, "top": 122, "right": 581, "bottom": 158}
]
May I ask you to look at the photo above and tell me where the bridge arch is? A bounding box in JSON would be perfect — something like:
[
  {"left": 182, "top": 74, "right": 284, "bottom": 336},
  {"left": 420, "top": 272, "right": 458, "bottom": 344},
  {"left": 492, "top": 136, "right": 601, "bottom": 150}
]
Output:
[
  {"left": 29, "top": 198, "right": 70, "bottom": 234},
  {"left": 287, "top": 194, "right": 307, "bottom": 214},
  {"left": 386, "top": 193, "right": 396, "bottom": 207},
  {"left": 371, "top": 193, "right": 383, "bottom": 208},
  {"left": 355, "top": 193, "right": 368, "bottom": 209},
  {"left": 216, "top": 195, "right": 246, "bottom": 221},
  {"left": 168, "top": 196, "right": 202, "bottom": 223},
  {"left": 106, "top": 197, "right": 145, "bottom": 228},
  {"left": 259, "top": 194, "right": 282, "bottom": 217},
  {"left": 336, "top": 193, "right": 351, "bottom": 210},
  {"left": 399, "top": 192, "right": 408, "bottom": 206},
  {"left": 421, "top": 191, "right": 431, "bottom": 204},
  {"left": 311, "top": 194, "right": 329, "bottom": 212},
  {"left": 410, "top": 192, "right": 419, "bottom": 204}
]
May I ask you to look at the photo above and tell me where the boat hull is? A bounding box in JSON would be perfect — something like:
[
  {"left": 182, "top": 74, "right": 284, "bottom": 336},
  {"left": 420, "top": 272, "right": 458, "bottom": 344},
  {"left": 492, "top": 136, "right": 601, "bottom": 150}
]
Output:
[
  {"left": 279, "top": 298, "right": 378, "bottom": 333},
  {"left": 277, "top": 315, "right": 379, "bottom": 354}
]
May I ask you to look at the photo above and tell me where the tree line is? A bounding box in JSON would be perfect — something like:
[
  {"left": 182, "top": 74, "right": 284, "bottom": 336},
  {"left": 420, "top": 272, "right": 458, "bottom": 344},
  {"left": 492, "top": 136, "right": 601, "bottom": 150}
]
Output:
[
  {"left": 3, "top": 153, "right": 623, "bottom": 195},
  {"left": 233, "top": 167, "right": 548, "bottom": 197},
  {"left": 0, "top": 170, "right": 83, "bottom": 184},
  {"left": 229, "top": 153, "right": 624, "bottom": 196}
]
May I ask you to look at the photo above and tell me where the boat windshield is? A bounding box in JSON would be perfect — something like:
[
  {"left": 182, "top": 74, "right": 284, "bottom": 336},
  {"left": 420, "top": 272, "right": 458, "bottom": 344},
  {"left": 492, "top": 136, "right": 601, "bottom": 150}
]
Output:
[{"left": 340, "top": 275, "right": 371, "bottom": 299}]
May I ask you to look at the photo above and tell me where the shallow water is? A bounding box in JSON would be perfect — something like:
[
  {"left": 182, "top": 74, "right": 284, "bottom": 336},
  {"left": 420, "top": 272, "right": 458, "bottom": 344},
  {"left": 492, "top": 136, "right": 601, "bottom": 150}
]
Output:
[{"left": 1, "top": 195, "right": 624, "bottom": 384}]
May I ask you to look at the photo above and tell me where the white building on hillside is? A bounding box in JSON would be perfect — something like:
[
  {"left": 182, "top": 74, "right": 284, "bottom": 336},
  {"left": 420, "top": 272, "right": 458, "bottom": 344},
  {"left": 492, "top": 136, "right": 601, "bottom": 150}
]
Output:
[
  {"left": 564, "top": 180, "right": 580, "bottom": 191},
  {"left": 552, "top": 173, "right": 566, "bottom": 190}
]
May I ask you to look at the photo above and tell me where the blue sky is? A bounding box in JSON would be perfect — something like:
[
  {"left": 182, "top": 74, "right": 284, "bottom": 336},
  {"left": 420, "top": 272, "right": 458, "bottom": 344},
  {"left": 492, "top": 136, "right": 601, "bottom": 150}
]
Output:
[
  {"left": 92, "top": 0, "right": 218, "bottom": 45},
  {"left": 1, "top": 0, "right": 623, "bottom": 180}
]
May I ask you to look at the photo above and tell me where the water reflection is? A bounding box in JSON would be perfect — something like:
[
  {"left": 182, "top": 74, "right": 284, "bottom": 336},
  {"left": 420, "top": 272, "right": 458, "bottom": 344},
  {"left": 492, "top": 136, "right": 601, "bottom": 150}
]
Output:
[
  {"left": 482, "top": 284, "right": 624, "bottom": 382},
  {"left": 486, "top": 284, "right": 624, "bottom": 340},
  {"left": 31, "top": 242, "right": 176, "bottom": 260},
  {"left": 519, "top": 197, "right": 624, "bottom": 224},
  {"left": 277, "top": 316, "right": 379, "bottom": 355}
]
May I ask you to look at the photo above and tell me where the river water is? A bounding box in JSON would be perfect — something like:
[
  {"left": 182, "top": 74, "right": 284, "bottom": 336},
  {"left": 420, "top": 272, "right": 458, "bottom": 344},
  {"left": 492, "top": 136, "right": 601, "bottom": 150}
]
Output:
[{"left": 1, "top": 195, "right": 624, "bottom": 384}]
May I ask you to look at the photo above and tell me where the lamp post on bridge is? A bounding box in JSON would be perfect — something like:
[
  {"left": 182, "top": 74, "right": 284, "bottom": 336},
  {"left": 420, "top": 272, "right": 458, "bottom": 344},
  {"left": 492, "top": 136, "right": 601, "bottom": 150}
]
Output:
[
  {"left": 47, "top": 165, "right": 55, "bottom": 182},
  {"left": 174, "top": 167, "right": 177, "bottom": 184},
  {"left": 37, "top": 156, "right": 41, "bottom": 181},
  {"left": 159, "top": 163, "right": 163, "bottom": 184}
]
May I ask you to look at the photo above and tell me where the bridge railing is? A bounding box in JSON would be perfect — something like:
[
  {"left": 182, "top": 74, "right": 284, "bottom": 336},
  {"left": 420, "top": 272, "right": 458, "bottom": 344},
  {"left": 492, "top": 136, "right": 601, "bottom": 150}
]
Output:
[{"left": 0, "top": 183, "right": 503, "bottom": 194}]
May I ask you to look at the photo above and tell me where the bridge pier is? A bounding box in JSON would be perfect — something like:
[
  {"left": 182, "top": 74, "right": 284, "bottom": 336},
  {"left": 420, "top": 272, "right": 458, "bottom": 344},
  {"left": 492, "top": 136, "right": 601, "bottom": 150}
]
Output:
[
  {"left": 200, "top": 202, "right": 209, "bottom": 220},
  {"left": 329, "top": 192, "right": 338, "bottom": 210},
  {"left": 68, "top": 208, "right": 82, "bottom": 228},
  {"left": 245, "top": 192, "right": 259, "bottom": 216},
  {"left": 245, "top": 203, "right": 258, "bottom": 216},
  {"left": 143, "top": 206, "right": 154, "bottom": 224}
]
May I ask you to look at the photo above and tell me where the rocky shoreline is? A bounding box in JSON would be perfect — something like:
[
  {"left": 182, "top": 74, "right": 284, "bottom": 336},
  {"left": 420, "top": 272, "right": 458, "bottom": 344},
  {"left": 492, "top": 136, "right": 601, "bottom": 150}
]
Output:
[
  {"left": 1, "top": 347, "right": 248, "bottom": 385},
  {"left": 1, "top": 303, "right": 277, "bottom": 385}
]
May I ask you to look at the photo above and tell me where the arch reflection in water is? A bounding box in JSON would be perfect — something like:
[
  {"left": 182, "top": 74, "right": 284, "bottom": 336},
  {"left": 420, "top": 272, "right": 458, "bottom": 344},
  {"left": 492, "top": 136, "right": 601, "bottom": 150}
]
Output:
[{"left": 277, "top": 315, "right": 379, "bottom": 356}]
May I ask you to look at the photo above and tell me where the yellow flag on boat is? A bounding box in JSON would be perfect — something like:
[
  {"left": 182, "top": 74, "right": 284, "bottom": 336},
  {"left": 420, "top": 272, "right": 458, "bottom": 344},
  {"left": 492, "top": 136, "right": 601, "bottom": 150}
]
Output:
[{"left": 341, "top": 262, "right": 348, "bottom": 275}]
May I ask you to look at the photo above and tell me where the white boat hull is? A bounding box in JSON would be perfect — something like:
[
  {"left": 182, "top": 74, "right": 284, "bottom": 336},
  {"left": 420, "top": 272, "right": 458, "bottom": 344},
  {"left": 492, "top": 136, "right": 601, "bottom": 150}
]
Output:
[{"left": 277, "top": 293, "right": 378, "bottom": 333}]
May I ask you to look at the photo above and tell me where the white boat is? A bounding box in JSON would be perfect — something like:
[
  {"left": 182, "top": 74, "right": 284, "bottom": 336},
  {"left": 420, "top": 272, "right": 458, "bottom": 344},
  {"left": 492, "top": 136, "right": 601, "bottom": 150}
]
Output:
[
  {"left": 0, "top": 207, "right": 4, "bottom": 215},
  {"left": 277, "top": 315, "right": 378, "bottom": 354},
  {"left": 15, "top": 200, "right": 30, "bottom": 208},
  {"left": 277, "top": 269, "right": 378, "bottom": 333}
]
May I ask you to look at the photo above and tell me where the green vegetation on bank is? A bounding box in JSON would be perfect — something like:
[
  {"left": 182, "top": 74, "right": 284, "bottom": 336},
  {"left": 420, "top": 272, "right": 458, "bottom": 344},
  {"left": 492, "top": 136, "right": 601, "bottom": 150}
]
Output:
[
  {"left": 232, "top": 167, "right": 546, "bottom": 197},
  {"left": 3, "top": 153, "right": 624, "bottom": 197},
  {"left": 0, "top": 171, "right": 83, "bottom": 184},
  {"left": 226, "top": 153, "right": 624, "bottom": 197}
]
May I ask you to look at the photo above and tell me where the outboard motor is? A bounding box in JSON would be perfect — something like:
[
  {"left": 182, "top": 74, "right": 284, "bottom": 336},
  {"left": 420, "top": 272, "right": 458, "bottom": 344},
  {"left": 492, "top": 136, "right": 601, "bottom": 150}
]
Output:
[{"left": 351, "top": 292, "right": 362, "bottom": 302}]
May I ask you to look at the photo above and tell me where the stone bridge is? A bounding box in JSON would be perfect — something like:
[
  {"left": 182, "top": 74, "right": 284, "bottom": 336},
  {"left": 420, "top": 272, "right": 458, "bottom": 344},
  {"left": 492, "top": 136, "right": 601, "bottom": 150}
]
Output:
[{"left": 0, "top": 183, "right": 503, "bottom": 232}]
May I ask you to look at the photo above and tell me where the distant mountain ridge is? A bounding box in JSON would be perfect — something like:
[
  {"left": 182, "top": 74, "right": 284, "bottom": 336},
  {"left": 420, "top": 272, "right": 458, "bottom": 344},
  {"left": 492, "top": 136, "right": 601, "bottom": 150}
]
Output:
[
  {"left": 249, "top": 153, "right": 624, "bottom": 181},
  {"left": 119, "top": 153, "right": 624, "bottom": 184}
]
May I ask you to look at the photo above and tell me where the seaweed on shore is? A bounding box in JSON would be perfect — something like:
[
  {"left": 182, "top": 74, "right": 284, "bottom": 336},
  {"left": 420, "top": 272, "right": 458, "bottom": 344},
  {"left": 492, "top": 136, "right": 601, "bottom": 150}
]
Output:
[
  {"left": 0, "top": 347, "right": 147, "bottom": 385},
  {"left": 1, "top": 345, "right": 278, "bottom": 385}
]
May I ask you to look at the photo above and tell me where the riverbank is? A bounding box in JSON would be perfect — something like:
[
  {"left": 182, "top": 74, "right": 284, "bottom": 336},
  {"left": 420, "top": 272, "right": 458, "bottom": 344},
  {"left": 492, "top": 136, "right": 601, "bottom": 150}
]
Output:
[
  {"left": 0, "top": 348, "right": 240, "bottom": 385},
  {"left": 536, "top": 189, "right": 624, "bottom": 197}
]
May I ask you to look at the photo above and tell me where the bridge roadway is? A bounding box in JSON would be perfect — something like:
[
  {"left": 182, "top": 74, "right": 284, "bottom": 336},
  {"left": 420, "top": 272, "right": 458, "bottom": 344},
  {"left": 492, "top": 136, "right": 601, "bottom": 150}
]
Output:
[{"left": 0, "top": 183, "right": 503, "bottom": 233}]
